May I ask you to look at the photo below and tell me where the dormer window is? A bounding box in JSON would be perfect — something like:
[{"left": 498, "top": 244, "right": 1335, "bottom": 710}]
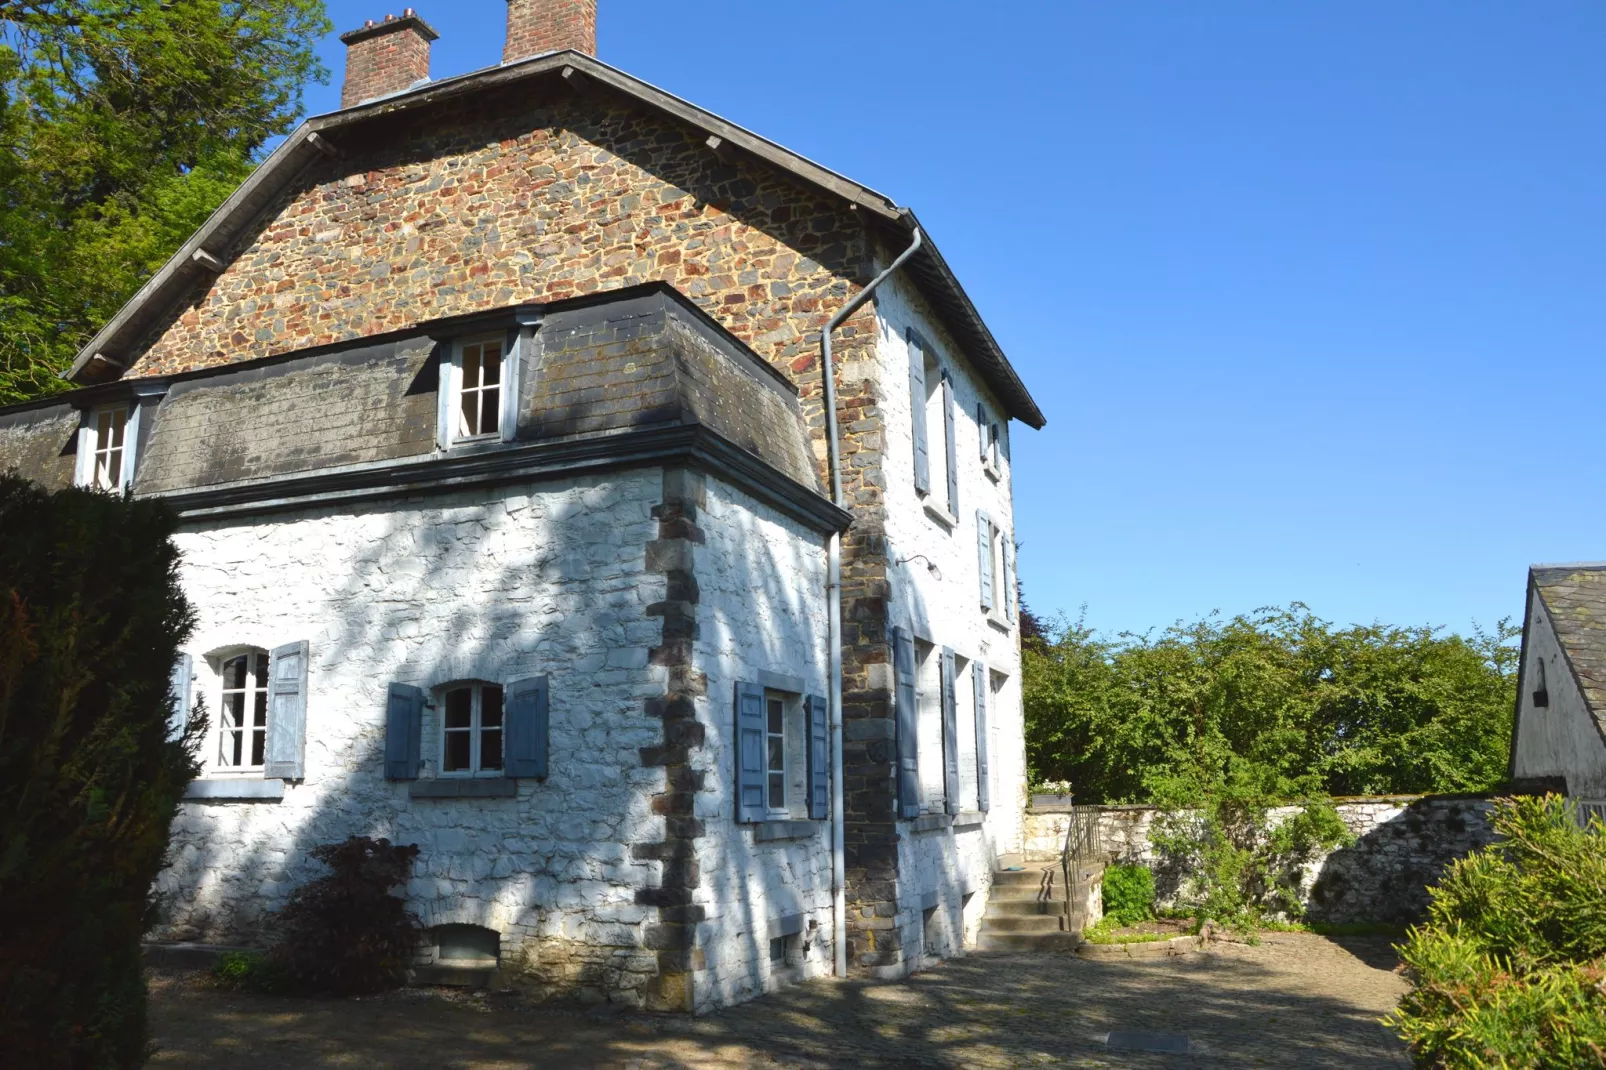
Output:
[
  {"left": 76, "top": 405, "right": 133, "bottom": 491},
  {"left": 440, "top": 333, "right": 518, "bottom": 447}
]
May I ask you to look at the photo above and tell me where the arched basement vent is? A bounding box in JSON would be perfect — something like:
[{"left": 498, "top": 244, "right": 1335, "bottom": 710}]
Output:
[{"left": 432, "top": 923, "right": 500, "bottom": 966}]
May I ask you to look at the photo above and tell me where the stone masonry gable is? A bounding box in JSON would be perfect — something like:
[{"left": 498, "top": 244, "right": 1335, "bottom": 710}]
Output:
[{"left": 1533, "top": 565, "right": 1606, "bottom": 742}]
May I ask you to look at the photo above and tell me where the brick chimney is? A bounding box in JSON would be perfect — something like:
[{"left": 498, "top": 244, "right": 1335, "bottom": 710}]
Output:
[
  {"left": 339, "top": 10, "right": 439, "bottom": 108},
  {"left": 504, "top": 0, "right": 596, "bottom": 63}
]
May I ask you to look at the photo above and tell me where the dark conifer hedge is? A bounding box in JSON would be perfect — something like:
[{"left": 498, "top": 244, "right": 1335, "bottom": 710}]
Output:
[{"left": 0, "top": 475, "right": 199, "bottom": 1068}]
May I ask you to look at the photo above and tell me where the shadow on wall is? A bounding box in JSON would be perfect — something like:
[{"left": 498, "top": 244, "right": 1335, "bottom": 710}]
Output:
[
  {"left": 157, "top": 466, "right": 843, "bottom": 1008},
  {"left": 1307, "top": 797, "right": 1496, "bottom": 927}
]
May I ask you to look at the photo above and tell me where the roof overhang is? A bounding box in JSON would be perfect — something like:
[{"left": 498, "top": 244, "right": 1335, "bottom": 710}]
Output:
[{"left": 66, "top": 50, "right": 1045, "bottom": 428}]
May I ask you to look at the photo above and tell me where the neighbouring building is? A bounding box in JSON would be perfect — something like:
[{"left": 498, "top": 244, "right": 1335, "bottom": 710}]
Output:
[
  {"left": 1510, "top": 563, "right": 1606, "bottom": 819},
  {"left": 0, "top": 0, "right": 1044, "bottom": 1011}
]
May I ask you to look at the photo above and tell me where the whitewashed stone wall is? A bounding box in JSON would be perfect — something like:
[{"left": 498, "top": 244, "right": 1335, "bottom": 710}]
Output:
[
  {"left": 871, "top": 272, "right": 1027, "bottom": 971},
  {"left": 689, "top": 478, "right": 833, "bottom": 1011},
  {"left": 1023, "top": 795, "right": 1497, "bottom": 924}
]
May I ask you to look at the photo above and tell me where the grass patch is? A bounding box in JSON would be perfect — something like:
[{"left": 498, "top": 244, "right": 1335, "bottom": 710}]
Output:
[{"left": 1082, "top": 918, "right": 1172, "bottom": 945}]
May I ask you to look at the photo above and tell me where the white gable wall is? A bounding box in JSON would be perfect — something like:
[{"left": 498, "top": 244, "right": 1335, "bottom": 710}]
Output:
[{"left": 1513, "top": 594, "right": 1606, "bottom": 798}]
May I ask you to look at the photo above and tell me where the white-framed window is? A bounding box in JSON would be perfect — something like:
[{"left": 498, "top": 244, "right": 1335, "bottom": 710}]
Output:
[
  {"left": 762, "top": 689, "right": 809, "bottom": 818},
  {"left": 440, "top": 682, "right": 505, "bottom": 777},
  {"left": 77, "top": 405, "right": 132, "bottom": 490},
  {"left": 217, "top": 649, "right": 270, "bottom": 771},
  {"left": 765, "top": 692, "right": 787, "bottom": 813},
  {"left": 440, "top": 334, "right": 517, "bottom": 446}
]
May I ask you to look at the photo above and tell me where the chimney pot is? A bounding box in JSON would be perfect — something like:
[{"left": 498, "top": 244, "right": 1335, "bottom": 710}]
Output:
[
  {"left": 503, "top": 0, "right": 597, "bottom": 64},
  {"left": 338, "top": 10, "right": 440, "bottom": 108}
]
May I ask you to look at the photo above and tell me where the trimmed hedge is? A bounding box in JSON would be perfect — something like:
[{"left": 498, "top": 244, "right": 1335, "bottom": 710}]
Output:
[{"left": 0, "top": 476, "right": 199, "bottom": 1068}]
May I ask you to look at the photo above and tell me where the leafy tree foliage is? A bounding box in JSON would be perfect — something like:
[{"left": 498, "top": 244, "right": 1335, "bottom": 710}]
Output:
[
  {"left": 1386, "top": 795, "right": 1606, "bottom": 1066},
  {"left": 0, "top": 0, "right": 331, "bottom": 402},
  {"left": 1024, "top": 605, "right": 1518, "bottom": 803},
  {"left": 274, "top": 836, "right": 422, "bottom": 995},
  {"left": 0, "top": 475, "right": 200, "bottom": 1067}
]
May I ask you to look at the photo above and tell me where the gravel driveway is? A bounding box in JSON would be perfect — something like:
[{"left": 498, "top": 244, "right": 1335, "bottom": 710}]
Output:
[{"left": 148, "top": 932, "right": 1411, "bottom": 1068}]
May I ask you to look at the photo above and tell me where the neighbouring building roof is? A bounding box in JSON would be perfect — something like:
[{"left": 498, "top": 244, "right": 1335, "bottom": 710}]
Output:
[
  {"left": 1530, "top": 563, "right": 1606, "bottom": 736},
  {"left": 65, "top": 50, "right": 1046, "bottom": 429}
]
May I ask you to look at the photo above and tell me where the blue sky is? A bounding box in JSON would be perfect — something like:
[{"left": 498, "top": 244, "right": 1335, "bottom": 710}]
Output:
[{"left": 307, "top": 1, "right": 1606, "bottom": 639}]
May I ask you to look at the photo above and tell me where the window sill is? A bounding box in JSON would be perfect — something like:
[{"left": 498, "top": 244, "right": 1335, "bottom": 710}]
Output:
[
  {"left": 908, "top": 812, "right": 954, "bottom": 834},
  {"left": 986, "top": 613, "right": 1013, "bottom": 635},
  {"left": 409, "top": 778, "right": 518, "bottom": 798},
  {"left": 922, "top": 500, "right": 957, "bottom": 531},
  {"left": 184, "top": 779, "right": 284, "bottom": 801},
  {"left": 983, "top": 464, "right": 1001, "bottom": 484},
  {"left": 753, "top": 819, "right": 821, "bottom": 842},
  {"left": 953, "top": 811, "right": 987, "bottom": 830}
]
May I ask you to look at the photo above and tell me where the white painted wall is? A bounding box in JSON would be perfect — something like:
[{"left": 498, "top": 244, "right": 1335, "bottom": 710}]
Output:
[
  {"left": 869, "top": 272, "right": 1028, "bottom": 969},
  {"left": 1513, "top": 594, "right": 1606, "bottom": 798},
  {"left": 689, "top": 477, "right": 834, "bottom": 1011}
]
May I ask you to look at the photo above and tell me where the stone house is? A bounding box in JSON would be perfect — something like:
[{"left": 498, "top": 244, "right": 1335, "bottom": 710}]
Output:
[
  {"left": 0, "top": 0, "right": 1044, "bottom": 1011},
  {"left": 1510, "top": 563, "right": 1606, "bottom": 819}
]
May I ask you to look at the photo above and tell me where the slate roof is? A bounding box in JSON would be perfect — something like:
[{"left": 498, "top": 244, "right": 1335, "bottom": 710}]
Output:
[
  {"left": 64, "top": 50, "right": 1045, "bottom": 429},
  {"left": 1531, "top": 563, "right": 1606, "bottom": 736}
]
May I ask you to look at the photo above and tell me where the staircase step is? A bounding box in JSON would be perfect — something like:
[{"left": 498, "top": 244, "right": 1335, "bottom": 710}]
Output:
[
  {"left": 986, "top": 898, "right": 1070, "bottom": 916},
  {"left": 981, "top": 914, "right": 1066, "bottom": 934},
  {"left": 977, "top": 931, "right": 1081, "bottom": 952}
]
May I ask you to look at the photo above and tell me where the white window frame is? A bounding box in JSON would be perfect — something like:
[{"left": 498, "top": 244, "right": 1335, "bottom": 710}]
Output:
[
  {"left": 922, "top": 352, "right": 951, "bottom": 510},
  {"left": 438, "top": 681, "right": 505, "bottom": 778},
  {"left": 438, "top": 332, "right": 520, "bottom": 448},
  {"left": 764, "top": 689, "right": 791, "bottom": 818},
  {"left": 77, "top": 404, "right": 135, "bottom": 491},
  {"left": 214, "top": 648, "right": 270, "bottom": 774}
]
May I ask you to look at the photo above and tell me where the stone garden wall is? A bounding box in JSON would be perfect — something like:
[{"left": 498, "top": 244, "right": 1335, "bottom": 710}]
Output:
[{"left": 1024, "top": 795, "right": 1498, "bottom": 924}]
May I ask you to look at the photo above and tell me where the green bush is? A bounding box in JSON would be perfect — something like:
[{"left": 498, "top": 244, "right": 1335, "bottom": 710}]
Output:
[
  {"left": 273, "top": 836, "right": 422, "bottom": 995},
  {"left": 210, "top": 950, "right": 286, "bottom": 994},
  {"left": 1385, "top": 795, "right": 1606, "bottom": 1067},
  {"left": 1102, "top": 864, "right": 1156, "bottom": 926},
  {"left": 0, "top": 476, "right": 199, "bottom": 1068}
]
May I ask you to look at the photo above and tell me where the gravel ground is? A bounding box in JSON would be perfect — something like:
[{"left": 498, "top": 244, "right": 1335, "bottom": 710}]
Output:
[{"left": 148, "top": 932, "right": 1412, "bottom": 1069}]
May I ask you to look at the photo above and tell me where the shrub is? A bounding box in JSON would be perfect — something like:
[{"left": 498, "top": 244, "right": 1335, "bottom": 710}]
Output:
[
  {"left": 210, "top": 950, "right": 286, "bottom": 994},
  {"left": 1151, "top": 775, "right": 1352, "bottom": 933},
  {"left": 1385, "top": 795, "right": 1606, "bottom": 1066},
  {"left": 1102, "top": 864, "right": 1157, "bottom": 926},
  {"left": 0, "top": 476, "right": 199, "bottom": 1068},
  {"left": 273, "top": 836, "right": 422, "bottom": 995}
]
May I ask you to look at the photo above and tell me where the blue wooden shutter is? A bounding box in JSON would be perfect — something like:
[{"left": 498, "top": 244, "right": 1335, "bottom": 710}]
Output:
[
  {"left": 1002, "top": 536, "right": 1016, "bottom": 623},
  {"left": 942, "top": 374, "right": 959, "bottom": 516},
  {"left": 385, "top": 683, "right": 424, "bottom": 780},
  {"left": 893, "top": 627, "right": 920, "bottom": 820},
  {"left": 977, "top": 512, "right": 994, "bottom": 611},
  {"left": 264, "top": 641, "right": 309, "bottom": 779},
  {"left": 973, "top": 661, "right": 991, "bottom": 812},
  {"left": 941, "top": 649, "right": 960, "bottom": 815},
  {"left": 505, "top": 675, "right": 549, "bottom": 779},
  {"left": 909, "top": 331, "right": 930, "bottom": 495},
  {"left": 167, "top": 653, "right": 192, "bottom": 742},
  {"left": 806, "top": 693, "right": 829, "bottom": 820},
  {"left": 735, "top": 681, "right": 767, "bottom": 822}
]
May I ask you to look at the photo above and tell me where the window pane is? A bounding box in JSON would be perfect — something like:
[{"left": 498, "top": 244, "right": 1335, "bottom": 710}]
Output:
[
  {"left": 767, "top": 699, "right": 783, "bottom": 735},
  {"left": 445, "top": 688, "right": 472, "bottom": 729},
  {"left": 250, "top": 727, "right": 266, "bottom": 768},
  {"left": 252, "top": 689, "right": 268, "bottom": 728},
  {"left": 768, "top": 772, "right": 785, "bottom": 809},
  {"left": 480, "top": 386, "right": 499, "bottom": 436},
  {"left": 223, "top": 655, "right": 247, "bottom": 691},
  {"left": 220, "top": 692, "right": 243, "bottom": 729},
  {"left": 462, "top": 346, "right": 482, "bottom": 389},
  {"left": 444, "top": 730, "right": 471, "bottom": 772},
  {"left": 767, "top": 736, "right": 784, "bottom": 774},
  {"left": 480, "top": 728, "right": 502, "bottom": 772},
  {"left": 481, "top": 344, "right": 501, "bottom": 385},
  {"left": 107, "top": 411, "right": 125, "bottom": 449},
  {"left": 481, "top": 686, "right": 504, "bottom": 728},
  {"left": 221, "top": 728, "right": 241, "bottom": 768},
  {"left": 253, "top": 653, "right": 269, "bottom": 689},
  {"left": 460, "top": 386, "right": 479, "bottom": 437}
]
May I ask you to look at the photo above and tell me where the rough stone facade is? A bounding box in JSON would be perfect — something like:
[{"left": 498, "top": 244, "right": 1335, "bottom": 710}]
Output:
[{"left": 1023, "top": 796, "right": 1498, "bottom": 925}]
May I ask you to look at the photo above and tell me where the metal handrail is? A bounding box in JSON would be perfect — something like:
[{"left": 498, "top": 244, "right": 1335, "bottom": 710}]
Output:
[{"left": 1059, "top": 798, "right": 1098, "bottom": 925}]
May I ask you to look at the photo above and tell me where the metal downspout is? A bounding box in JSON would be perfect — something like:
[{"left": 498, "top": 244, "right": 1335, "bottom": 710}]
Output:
[{"left": 822, "top": 225, "right": 924, "bottom": 977}]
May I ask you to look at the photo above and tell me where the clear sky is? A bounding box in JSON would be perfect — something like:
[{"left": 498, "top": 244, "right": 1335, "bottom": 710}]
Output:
[{"left": 308, "top": 1, "right": 1606, "bottom": 639}]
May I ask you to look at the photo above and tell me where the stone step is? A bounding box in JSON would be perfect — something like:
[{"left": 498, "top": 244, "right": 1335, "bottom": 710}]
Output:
[
  {"left": 991, "top": 868, "right": 1062, "bottom": 889},
  {"left": 985, "top": 898, "right": 1071, "bottom": 916},
  {"left": 980, "top": 914, "right": 1068, "bottom": 934},
  {"left": 977, "top": 931, "right": 1081, "bottom": 953},
  {"left": 412, "top": 961, "right": 498, "bottom": 988}
]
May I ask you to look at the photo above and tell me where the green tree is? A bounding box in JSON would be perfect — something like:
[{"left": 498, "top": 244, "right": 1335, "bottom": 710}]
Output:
[
  {"left": 1024, "top": 605, "right": 1518, "bottom": 803},
  {"left": 0, "top": 0, "right": 331, "bottom": 403}
]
